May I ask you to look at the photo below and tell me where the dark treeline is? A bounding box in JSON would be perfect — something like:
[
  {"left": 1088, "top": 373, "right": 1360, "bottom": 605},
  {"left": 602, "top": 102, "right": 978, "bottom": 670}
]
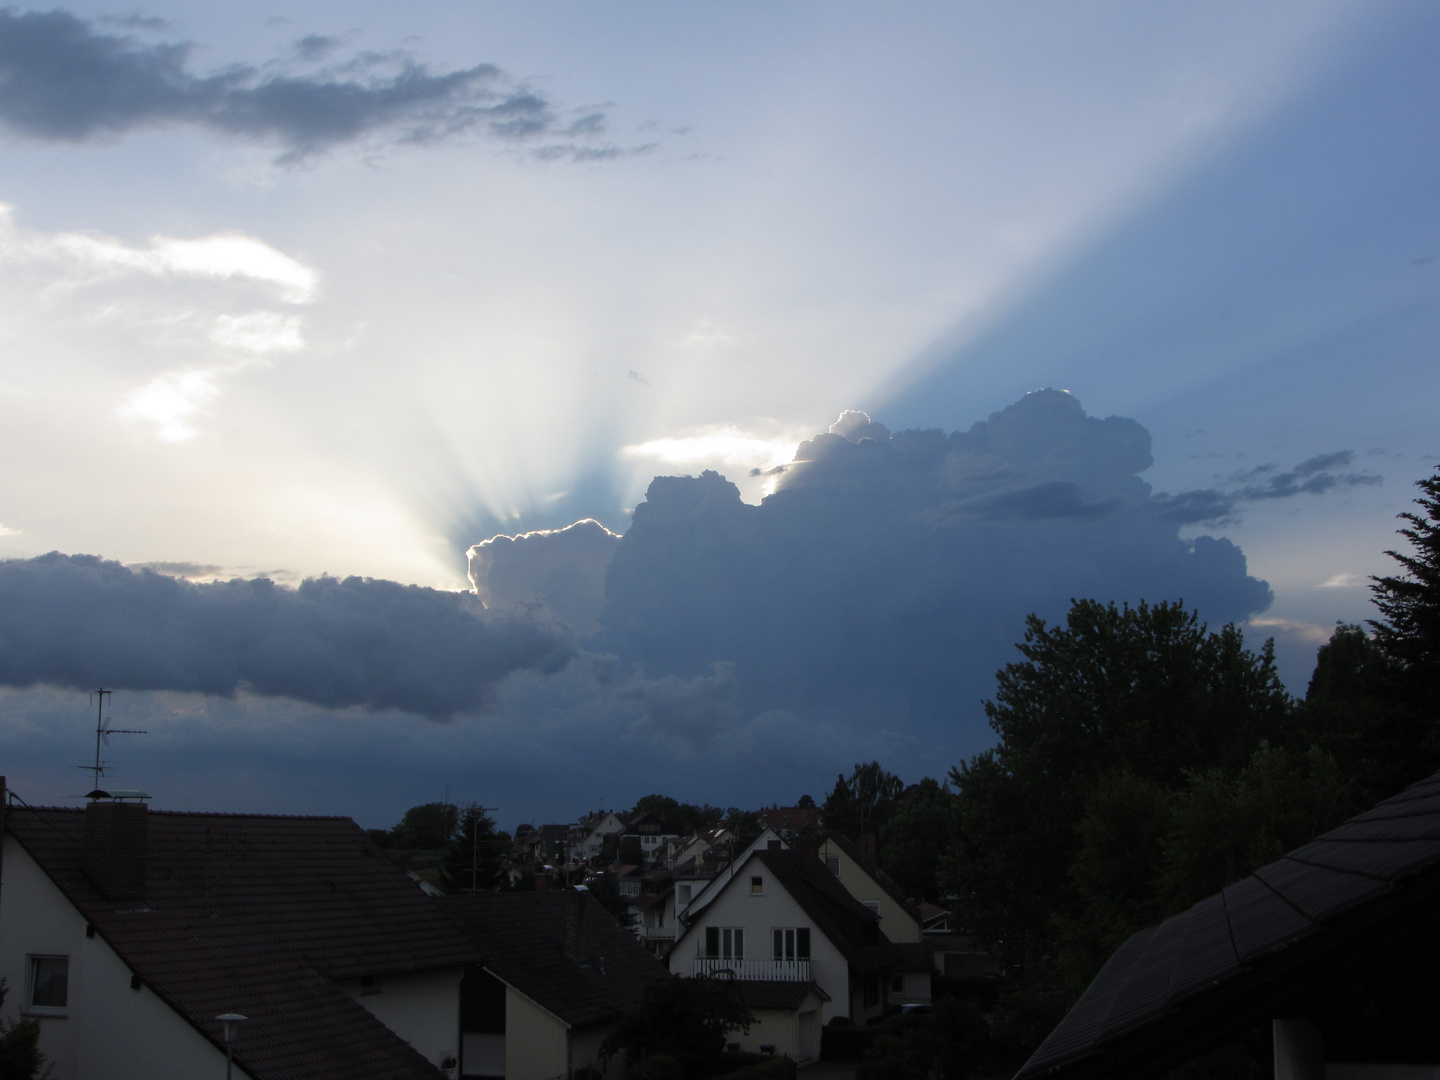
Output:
[{"left": 849, "top": 468, "right": 1440, "bottom": 1078}]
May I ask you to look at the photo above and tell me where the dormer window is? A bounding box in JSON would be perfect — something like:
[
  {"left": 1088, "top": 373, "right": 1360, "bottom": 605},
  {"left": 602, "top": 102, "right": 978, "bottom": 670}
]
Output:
[{"left": 750, "top": 876, "right": 764, "bottom": 896}]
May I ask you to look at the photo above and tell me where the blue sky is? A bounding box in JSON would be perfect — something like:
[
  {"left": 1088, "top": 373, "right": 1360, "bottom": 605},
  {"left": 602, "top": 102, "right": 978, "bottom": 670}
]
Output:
[{"left": 0, "top": 1, "right": 1435, "bottom": 829}]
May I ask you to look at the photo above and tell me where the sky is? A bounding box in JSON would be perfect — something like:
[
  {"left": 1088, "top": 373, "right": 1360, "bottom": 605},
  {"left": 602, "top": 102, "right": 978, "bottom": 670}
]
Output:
[{"left": 0, "top": 1, "right": 1436, "bottom": 830}]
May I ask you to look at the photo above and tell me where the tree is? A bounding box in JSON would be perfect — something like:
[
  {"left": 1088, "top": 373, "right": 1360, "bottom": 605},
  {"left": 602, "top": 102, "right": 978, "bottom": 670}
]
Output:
[
  {"left": 0, "top": 978, "right": 50, "bottom": 1080},
  {"left": 942, "top": 600, "right": 1293, "bottom": 972},
  {"left": 877, "top": 778, "right": 954, "bottom": 903},
  {"left": 443, "top": 803, "right": 507, "bottom": 892},
  {"left": 599, "top": 977, "right": 754, "bottom": 1078},
  {"left": 824, "top": 761, "right": 906, "bottom": 840},
  {"left": 1369, "top": 468, "right": 1440, "bottom": 785}
]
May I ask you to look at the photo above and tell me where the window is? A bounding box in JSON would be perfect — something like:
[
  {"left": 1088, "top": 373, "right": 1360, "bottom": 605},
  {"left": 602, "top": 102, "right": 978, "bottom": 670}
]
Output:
[
  {"left": 678, "top": 885, "right": 692, "bottom": 905},
  {"left": 360, "top": 975, "right": 382, "bottom": 997},
  {"left": 824, "top": 856, "right": 841, "bottom": 877},
  {"left": 772, "top": 928, "right": 811, "bottom": 961},
  {"left": 891, "top": 976, "right": 904, "bottom": 993},
  {"left": 704, "top": 927, "right": 744, "bottom": 959},
  {"left": 27, "top": 956, "right": 68, "bottom": 1012},
  {"left": 750, "top": 876, "right": 764, "bottom": 896}
]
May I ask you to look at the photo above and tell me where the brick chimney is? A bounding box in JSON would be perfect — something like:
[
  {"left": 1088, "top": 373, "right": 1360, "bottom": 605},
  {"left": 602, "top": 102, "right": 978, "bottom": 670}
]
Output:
[
  {"left": 84, "top": 801, "right": 147, "bottom": 903},
  {"left": 533, "top": 871, "right": 552, "bottom": 892},
  {"left": 564, "top": 887, "right": 589, "bottom": 961}
]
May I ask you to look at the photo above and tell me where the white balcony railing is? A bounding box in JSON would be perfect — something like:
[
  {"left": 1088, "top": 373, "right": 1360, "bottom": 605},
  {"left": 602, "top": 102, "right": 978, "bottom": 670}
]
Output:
[{"left": 691, "top": 957, "right": 811, "bottom": 981}]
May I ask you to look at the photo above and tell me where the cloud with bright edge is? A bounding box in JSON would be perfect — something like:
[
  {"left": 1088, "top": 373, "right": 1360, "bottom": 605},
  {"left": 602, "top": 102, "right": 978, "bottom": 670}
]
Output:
[{"left": 0, "top": 206, "right": 318, "bottom": 303}]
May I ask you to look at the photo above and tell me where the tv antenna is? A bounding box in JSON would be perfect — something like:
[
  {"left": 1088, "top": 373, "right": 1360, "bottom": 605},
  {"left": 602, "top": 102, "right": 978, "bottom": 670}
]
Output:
[{"left": 75, "top": 689, "right": 146, "bottom": 789}]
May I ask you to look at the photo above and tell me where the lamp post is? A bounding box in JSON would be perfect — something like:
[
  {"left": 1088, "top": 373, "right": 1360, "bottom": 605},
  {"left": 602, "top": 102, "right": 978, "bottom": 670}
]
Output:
[{"left": 216, "top": 1013, "right": 246, "bottom": 1080}]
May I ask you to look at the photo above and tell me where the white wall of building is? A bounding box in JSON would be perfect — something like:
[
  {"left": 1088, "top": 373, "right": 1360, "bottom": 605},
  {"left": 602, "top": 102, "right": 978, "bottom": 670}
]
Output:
[
  {"left": 816, "top": 839, "right": 921, "bottom": 943},
  {"left": 0, "top": 836, "right": 253, "bottom": 1080},
  {"left": 504, "top": 986, "right": 569, "bottom": 1080},
  {"left": 669, "top": 853, "right": 850, "bottom": 1023},
  {"left": 340, "top": 966, "right": 462, "bottom": 1069}
]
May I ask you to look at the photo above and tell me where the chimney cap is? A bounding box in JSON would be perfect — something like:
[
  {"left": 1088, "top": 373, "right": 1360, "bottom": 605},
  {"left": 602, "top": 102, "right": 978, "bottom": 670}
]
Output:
[{"left": 85, "top": 789, "right": 150, "bottom": 801}]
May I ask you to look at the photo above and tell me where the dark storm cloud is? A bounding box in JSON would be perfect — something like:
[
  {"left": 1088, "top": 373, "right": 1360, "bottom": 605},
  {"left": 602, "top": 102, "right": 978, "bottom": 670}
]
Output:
[
  {"left": 0, "top": 8, "right": 616, "bottom": 158},
  {"left": 1152, "top": 449, "right": 1384, "bottom": 524},
  {"left": 0, "top": 552, "right": 572, "bottom": 716},
  {"left": 587, "top": 391, "right": 1275, "bottom": 736}
]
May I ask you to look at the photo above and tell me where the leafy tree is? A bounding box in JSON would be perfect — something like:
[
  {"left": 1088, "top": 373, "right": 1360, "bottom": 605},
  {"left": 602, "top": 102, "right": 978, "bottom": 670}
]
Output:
[
  {"left": 388, "top": 802, "right": 457, "bottom": 849},
  {"left": 1369, "top": 468, "right": 1440, "bottom": 786},
  {"left": 877, "top": 778, "right": 954, "bottom": 902},
  {"left": 796, "top": 793, "right": 816, "bottom": 808},
  {"left": 824, "top": 761, "right": 906, "bottom": 840},
  {"left": 600, "top": 976, "right": 754, "bottom": 1079},
  {"left": 942, "top": 600, "right": 1293, "bottom": 973},
  {"left": 1156, "top": 743, "right": 1352, "bottom": 913},
  {"left": 0, "top": 978, "right": 50, "bottom": 1080}
]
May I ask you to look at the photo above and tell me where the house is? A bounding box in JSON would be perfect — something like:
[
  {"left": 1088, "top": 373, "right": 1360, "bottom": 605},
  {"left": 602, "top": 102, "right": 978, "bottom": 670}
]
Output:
[
  {"left": 759, "top": 806, "right": 823, "bottom": 839},
  {"left": 1016, "top": 768, "right": 1440, "bottom": 1080},
  {"left": 662, "top": 827, "right": 734, "bottom": 872},
  {"left": 567, "top": 812, "right": 626, "bottom": 865},
  {"left": 0, "top": 790, "right": 480, "bottom": 1080},
  {"left": 514, "top": 824, "right": 569, "bottom": 867},
  {"left": 439, "top": 889, "right": 667, "bottom": 1080},
  {"left": 816, "top": 833, "right": 924, "bottom": 944},
  {"left": 669, "top": 840, "right": 901, "bottom": 1034},
  {"left": 622, "top": 811, "right": 680, "bottom": 869}
]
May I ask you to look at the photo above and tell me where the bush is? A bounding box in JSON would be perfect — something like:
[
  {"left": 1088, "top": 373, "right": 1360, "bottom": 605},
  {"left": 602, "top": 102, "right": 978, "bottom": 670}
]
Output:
[
  {"left": 629, "top": 1055, "right": 683, "bottom": 1080},
  {"left": 721, "top": 1058, "right": 797, "bottom": 1080},
  {"left": 821, "top": 1022, "right": 883, "bottom": 1061}
]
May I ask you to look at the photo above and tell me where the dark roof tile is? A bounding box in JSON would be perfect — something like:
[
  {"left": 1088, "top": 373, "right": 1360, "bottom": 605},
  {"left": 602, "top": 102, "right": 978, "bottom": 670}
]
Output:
[{"left": 438, "top": 892, "right": 667, "bottom": 1029}]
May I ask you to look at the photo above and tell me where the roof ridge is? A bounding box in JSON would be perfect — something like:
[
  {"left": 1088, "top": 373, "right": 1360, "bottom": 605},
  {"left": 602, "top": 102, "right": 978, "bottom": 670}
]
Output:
[{"left": 8, "top": 806, "right": 354, "bottom": 821}]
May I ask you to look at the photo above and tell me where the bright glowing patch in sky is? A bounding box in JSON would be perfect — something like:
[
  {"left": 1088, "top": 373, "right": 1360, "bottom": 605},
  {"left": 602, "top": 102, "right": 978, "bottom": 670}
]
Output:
[
  {"left": 0, "top": 206, "right": 317, "bottom": 303},
  {"left": 212, "top": 312, "right": 305, "bottom": 355},
  {"left": 620, "top": 427, "right": 805, "bottom": 471},
  {"left": 118, "top": 370, "right": 219, "bottom": 442}
]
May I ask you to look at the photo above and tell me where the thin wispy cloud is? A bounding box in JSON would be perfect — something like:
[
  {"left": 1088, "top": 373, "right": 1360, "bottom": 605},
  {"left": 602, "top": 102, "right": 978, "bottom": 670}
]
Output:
[
  {"left": 1153, "top": 449, "right": 1383, "bottom": 524},
  {"left": 0, "top": 204, "right": 319, "bottom": 302},
  {"left": 0, "top": 8, "right": 636, "bottom": 161}
]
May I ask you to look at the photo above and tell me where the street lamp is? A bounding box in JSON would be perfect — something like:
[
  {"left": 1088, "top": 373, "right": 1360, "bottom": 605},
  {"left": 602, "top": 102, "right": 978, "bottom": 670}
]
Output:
[{"left": 216, "top": 1013, "right": 246, "bottom": 1080}]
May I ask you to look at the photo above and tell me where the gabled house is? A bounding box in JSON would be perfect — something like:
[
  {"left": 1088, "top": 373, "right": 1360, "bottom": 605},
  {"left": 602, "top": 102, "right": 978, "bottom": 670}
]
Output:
[
  {"left": 622, "top": 811, "right": 680, "bottom": 869},
  {"left": 1016, "top": 768, "right": 1440, "bottom": 1080},
  {"left": 0, "top": 794, "right": 481, "bottom": 1080},
  {"left": 816, "top": 833, "right": 924, "bottom": 944},
  {"left": 440, "top": 889, "right": 667, "bottom": 1080},
  {"left": 669, "top": 841, "right": 901, "bottom": 1037},
  {"left": 567, "top": 812, "right": 626, "bottom": 865}
]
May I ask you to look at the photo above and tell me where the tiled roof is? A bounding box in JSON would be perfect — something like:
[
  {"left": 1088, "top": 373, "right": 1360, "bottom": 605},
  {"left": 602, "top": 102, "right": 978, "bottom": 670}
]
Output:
[
  {"left": 438, "top": 891, "right": 667, "bottom": 1030},
  {"left": 754, "top": 850, "right": 902, "bottom": 973},
  {"left": 7, "top": 807, "right": 483, "bottom": 1080},
  {"left": 824, "top": 832, "right": 925, "bottom": 926},
  {"left": 1017, "top": 770, "right": 1440, "bottom": 1080},
  {"left": 736, "top": 980, "right": 831, "bottom": 1009}
]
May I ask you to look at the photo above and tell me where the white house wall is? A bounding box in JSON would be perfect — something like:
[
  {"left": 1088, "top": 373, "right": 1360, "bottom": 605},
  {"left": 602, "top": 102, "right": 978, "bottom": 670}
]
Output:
[
  {"left": 670, "top": 854, "right": 849, "bottom": 1024},
  {"left": 341, "top": 966, "right": 462, "bottom": 1070},
  {"left": 816, "top": 840, "right": 921, "bottom": 944},
  {"left": 503, "top": 985, "right": 569, "bottom": 1080},
  {"left": 0, "top": 835, "right": 253, "bottom": 1080}
]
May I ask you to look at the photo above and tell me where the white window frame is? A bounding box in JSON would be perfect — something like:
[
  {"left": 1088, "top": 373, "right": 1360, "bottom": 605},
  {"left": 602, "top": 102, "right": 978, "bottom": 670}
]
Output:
[
  {"left": 26, "top": 955, "right": 69, "bottom": 1016},
  {"left": 704, "top": 926, "right": 744, "bottom": 959},
  {"left": 771, "top": 927, "right": 811, "bottom": 961}
]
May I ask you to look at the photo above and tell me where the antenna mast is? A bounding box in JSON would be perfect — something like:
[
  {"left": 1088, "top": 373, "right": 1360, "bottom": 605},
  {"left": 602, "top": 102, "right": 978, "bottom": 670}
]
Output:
[{"left": 76, "top": 689, "right": 146, "bottom": 790}]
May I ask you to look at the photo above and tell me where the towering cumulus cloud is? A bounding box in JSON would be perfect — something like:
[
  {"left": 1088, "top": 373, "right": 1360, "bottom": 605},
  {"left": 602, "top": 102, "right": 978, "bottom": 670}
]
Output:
[
  {"left": 0, "top": 554, "right": 572, "bottom": 716},
  {"left": 593, "top": 390, "right": 1273, "bottom": 736}
]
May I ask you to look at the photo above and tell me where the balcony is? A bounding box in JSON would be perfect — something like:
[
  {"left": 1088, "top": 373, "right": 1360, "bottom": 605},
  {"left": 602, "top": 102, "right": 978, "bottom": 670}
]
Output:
[{"left": 691, "top": 957, "right": 811, "bottom": 981}]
